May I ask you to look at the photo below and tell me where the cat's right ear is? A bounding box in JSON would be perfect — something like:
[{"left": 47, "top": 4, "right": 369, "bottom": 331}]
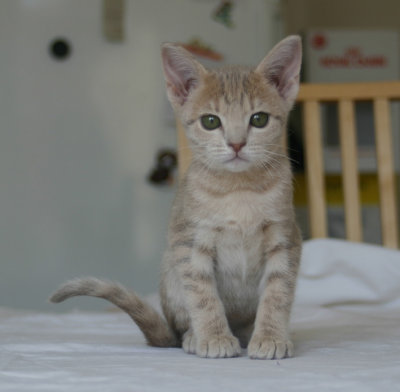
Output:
[
  {"left": 161, "top": 43, "right": 206, "bottom": 107},
  {"left": 256, "top": 35, "right": 302, "bottom": 108}
]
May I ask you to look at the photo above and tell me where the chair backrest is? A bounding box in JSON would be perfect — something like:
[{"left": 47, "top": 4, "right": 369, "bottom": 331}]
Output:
[
  {"left": 175, "top": 81, "right": 400, "bottom": 249},
  {"left": 297, "top": 81, "right": 399, "bottom": 249}
]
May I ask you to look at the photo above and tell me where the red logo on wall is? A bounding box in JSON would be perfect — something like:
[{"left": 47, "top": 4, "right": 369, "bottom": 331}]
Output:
[
  {"left": 319, "top": 47, "right": 387, "bottom": 68},
  {"left": 311, "top": 33, "right": 327, "bottom": 50}
]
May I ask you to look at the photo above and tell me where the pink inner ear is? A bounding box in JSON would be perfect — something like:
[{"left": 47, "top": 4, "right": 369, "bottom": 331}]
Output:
[
  {"left": 276, "top": 58, "right": 301, "bottom": 99},
  {"left": 162, "top": 45, "right": 202, "bottom": 105},
  {"left": 268, "top": 54, "right": 301, "bottom": 101},
  {"left": 257, "top": 36, "right": 302, "bottom": 104},
  {"left": 167, "top": 79, "right": 196, "bottom": 105}
]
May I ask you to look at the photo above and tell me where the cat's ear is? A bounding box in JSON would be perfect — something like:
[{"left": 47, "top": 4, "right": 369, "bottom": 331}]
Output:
[
  {"left": 256, "top": 35, "right": 302, "bottom": 107},
  {"left": 161, "top": 43, "right": 206, "bottom": 107}
]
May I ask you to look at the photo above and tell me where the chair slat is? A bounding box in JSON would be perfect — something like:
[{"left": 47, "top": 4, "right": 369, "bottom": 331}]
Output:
[
  {"left": 177, "top": 119, "right": 192, "bottom": 179},
  {"left": 298, "top": 81, "right": 400, "bottom": 102},
  {"left": 338, "top": 99, "right": 363, "bottom": 242},
  {"left": 373, "top": 98, "right": 399, "bottom": 248},
  {"left": 303, "top": 100, "right": 327, "bottom": 238}
]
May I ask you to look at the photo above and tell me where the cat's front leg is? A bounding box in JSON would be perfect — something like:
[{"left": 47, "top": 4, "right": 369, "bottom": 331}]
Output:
[
  {"left": 248, "top": 234, "right": 301, "bottom": 360},
  {"left": 177, "top": 239, "right": 241, "bottom": 358}
]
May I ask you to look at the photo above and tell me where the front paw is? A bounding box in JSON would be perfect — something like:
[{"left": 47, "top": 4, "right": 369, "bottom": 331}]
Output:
[
  {"left": 182, "top": 329, "right": 196, "bottom": 354},
  {"left": 196, "top": 334, "right": 241, "bottom": 358},
  {"left": 248, "top": 335, "right": 293, "bottom": 360}
]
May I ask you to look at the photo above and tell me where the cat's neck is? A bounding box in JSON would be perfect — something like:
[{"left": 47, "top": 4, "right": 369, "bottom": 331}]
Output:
[{"left": 188, "top": 156, "right": 291, "bottom": 195}]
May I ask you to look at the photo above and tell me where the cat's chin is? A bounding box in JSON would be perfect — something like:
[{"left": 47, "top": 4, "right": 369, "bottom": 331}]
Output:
[{"left": 221, "top": 157, "right": 253, "bottom": 173}]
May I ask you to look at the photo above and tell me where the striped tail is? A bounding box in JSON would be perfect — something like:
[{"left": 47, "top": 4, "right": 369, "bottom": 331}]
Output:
[{"left": 49, "top": 277, "right": 178, "bottom": 348}]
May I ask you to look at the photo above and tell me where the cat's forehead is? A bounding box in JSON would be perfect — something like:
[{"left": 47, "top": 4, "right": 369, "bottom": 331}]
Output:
[{"left": 194, "top": 66, "right": 281, "bottom": 114}]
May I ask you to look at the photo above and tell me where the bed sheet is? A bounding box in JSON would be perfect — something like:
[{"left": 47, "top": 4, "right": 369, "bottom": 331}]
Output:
[{"left": 1, "top": 239, "right": 400, "bottom": 392}]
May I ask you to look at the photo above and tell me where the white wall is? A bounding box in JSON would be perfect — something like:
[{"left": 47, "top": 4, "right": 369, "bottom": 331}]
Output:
[{"left": 0, "top": 0, "right": 280, "bottom": 310}]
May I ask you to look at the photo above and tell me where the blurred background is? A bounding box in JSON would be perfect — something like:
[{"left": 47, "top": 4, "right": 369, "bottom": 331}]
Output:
[{"left": 0, "top": 0, "right": 399, "bottom": 311}]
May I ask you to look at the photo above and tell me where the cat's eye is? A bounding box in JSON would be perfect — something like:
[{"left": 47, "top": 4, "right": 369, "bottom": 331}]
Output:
[
  {"left": 200, "top": 114, "right": 221, "bottom": 131},
  {"left": 249, "top": 112, "right": 269, "bottom": 128}
]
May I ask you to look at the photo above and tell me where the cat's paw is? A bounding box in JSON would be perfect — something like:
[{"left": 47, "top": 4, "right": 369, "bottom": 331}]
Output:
[
  {"left": 248, "top": 335, "right": 293, "bottom": 360},
  {"left": 196, "top": 334, "right": 241, "bottom": 358},
  {"left": 182, "top": 329, "right": 196, "bottom": 354}
]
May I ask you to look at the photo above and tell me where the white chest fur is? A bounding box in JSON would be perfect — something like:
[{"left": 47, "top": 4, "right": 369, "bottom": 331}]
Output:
[
  {"left": 214, "top": 224, "right": 264, "bottom": 315},
  {"left": 216, "top": 226, "right": 263, "bottom": 275}
]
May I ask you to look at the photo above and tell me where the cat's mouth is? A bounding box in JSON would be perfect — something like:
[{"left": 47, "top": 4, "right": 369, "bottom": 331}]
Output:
[
  {"left": 225, "top": 154, "right": 249, "bottom": 164},
  {"left": 223, "top": 155, "right": 251, "bottom": 171}
]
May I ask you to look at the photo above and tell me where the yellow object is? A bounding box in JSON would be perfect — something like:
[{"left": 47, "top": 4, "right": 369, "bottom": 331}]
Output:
[{"left": 293, "top": 173, "right": 381, "bottom": 206}]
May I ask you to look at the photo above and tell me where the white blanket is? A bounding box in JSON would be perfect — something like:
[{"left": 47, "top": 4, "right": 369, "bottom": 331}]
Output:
[{"left": 1, "top": 239, "right": 400, "bottom": 391}]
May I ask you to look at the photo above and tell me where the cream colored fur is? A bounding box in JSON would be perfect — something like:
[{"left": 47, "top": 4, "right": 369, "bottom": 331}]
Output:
[{"left": 50, "top": 36, "right": 303, "bottom": 360}]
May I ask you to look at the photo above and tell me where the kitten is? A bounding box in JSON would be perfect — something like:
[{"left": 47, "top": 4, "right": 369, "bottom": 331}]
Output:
[{"left": 50, "top": 35, "right": 302, "bottom": 360}]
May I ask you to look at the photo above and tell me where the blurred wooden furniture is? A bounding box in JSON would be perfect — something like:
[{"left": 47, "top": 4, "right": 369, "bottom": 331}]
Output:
[
  {"left": 298, "top": 81, "right": 399, "bottom": 249},
  {"left": 176, "top": 81, "right": 400, "bottom": 249},
  {"left": 177, "top": 121, "right": 192, "bottom": 179}
]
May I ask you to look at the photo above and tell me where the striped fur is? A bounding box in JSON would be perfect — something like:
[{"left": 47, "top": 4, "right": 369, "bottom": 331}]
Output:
[
  {"left": 50, "top": 278, "right": 178, "bottom": 347},
  {"left": 50, "top": 36, "right": 303, "bottom": 360}
]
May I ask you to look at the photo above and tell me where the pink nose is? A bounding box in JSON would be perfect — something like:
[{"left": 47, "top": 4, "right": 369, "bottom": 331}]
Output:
[{"left": 229, "top": 142, "right": 246, "bottom": 153}]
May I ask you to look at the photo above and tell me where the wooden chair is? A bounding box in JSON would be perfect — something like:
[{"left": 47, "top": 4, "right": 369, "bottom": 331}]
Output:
[
  {"left": 298, "top": 81, "right": 399, "bottom": 249},
  {"left": 176, "top": 81, "right": 400, "bottom": 249}
]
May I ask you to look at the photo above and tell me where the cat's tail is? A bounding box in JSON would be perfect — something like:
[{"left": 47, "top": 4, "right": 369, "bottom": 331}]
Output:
[{"left": 49, "top": 277, "right": 178, "bottom": 348}]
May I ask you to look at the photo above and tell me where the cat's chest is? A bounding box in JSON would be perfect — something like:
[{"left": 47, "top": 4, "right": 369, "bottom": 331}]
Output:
[
  {"left": 202, "top": 191, "right": 274, "bottom": 281},
  {"left": 215, "top": 224, "right": 263, "bottom": 275},
  {"left": 213, "top": 225, "right": 264, "bottom": 311}
]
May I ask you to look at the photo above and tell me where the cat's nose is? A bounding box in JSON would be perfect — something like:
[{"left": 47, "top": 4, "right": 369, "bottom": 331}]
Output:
[{"left": 229, "top": 142, "right": 246, "bottom": 153}]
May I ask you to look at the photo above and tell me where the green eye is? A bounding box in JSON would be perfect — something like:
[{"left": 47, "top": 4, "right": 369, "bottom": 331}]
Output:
[
  {"left": 200, "top": 114, "right": 221, "bottom": 131},
  {"left": 249, "top": 112, "right": 269, "bottom": 128}
]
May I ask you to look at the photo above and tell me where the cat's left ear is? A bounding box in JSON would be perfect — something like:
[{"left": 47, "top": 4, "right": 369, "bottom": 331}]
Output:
[
  {"left": 161, "top": 43, "right": 206, "bottom": 108},
  {"left": 256, "top": 35, "right": 302, "bottom": 107}
]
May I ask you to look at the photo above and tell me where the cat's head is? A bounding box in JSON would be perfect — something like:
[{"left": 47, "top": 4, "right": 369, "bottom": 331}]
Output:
[{"left": 161, "top": 36, "right": 302, "bottom": 173}]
